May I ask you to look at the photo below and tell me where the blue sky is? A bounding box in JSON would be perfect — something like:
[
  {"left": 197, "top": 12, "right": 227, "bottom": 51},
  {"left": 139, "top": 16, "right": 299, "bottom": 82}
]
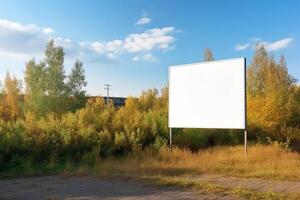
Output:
[{"left": 0, "top": 0, "right": 299, "bottom": 96}]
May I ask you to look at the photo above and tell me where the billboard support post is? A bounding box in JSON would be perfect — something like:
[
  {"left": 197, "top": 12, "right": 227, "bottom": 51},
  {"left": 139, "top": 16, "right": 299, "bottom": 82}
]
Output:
[
  {"left": 244, "top": 58, "right": 247, "bottom": 158},
  {"left": 169, "top": 128, "right": 172, "bottom": 151},
  {"left": 244, "top": 129, "right": 247, "bottom": 157}
]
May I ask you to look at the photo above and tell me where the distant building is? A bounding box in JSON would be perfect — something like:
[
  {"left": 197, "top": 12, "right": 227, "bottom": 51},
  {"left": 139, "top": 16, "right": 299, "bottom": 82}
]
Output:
[
  {"left": 107, "top": 97, "right": 126, "bottom": 107},
  {"left": 87, "top": 96, "right": 126, "bottom": 107}
]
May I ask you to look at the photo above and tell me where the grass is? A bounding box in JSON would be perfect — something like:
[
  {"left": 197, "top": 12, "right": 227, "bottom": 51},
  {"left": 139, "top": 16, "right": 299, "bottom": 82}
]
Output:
[
  {"left": 1, "top": 144, "right": 300, "bottom": 199},
  {"left": 153, "top": 176, "right": 300, "bottom": 200},
  {"left": 91, "top": 144, "right": 300, "bottom": 181},
  {"left": 70, "top": 144, "right": 300, "bottom": 199},
  {"left": 2, "top": 144, "right": 300, "bottom": 181},
  {"left": 88, "top": 144, "right": 300, "bottom": 199}
]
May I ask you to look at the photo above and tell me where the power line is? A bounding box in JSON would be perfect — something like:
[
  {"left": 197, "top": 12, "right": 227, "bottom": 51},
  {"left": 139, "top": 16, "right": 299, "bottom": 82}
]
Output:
[{"left": 104, "top": 84, "right": 111, "bottom": 104}]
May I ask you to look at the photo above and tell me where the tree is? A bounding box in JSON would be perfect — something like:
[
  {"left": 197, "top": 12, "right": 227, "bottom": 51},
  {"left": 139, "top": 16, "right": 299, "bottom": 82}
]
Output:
[
  {"left": 45, "top": 40, "right": 67, "bottom": 114},
  {"left": 247, "top": 45, "right": 298, "bottom": 132},
  {"left": 24, "top": 59, "right": 47, "bottom": 116},
  {"left": 67, "top": 60, "right": 87, "bottom": 111},
  {"left": 139, "top": 89, "right": 158, "bottom": 111},
  {"left": 0, "top": 81, "right": 4, "bottom": 119},
  {"left": 24, "top": 40, "right": 88, "bottom": 115},
  {"left": 247, "top": 45, "right": 269, "bottom": 97},
  {"left": 203, "top": 48, "right": 214, "bottom": 61},
  {"left": 286, "top": 75, "right": 300, "bottom": 127},
  {"left": 1, "top": 72, "right": 22, "bottom": 120}
]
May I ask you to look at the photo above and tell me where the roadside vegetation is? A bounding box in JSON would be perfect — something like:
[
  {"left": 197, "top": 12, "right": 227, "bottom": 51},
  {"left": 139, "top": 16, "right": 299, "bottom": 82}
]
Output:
[
  {"left": 0, "top": 40, "right": 299, "bottom": 187},
  {"left": 92, "top": 144, "right": 300, "bottom": 180}
]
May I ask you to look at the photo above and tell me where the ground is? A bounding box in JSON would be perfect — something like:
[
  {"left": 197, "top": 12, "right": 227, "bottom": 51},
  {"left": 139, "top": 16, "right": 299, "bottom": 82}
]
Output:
[
  {"left": 0, "top": 175, "right": 238, "bottom": 200},
  {"left": 1, "top": 174, "right": 300, "bottom": 199},
  {"left": 1, "top": 145, "right": 300, "bottom": 199}
]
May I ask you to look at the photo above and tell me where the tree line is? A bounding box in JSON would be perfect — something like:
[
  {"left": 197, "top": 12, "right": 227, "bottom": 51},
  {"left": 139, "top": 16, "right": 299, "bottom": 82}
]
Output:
[
  {"left": 0, "top": 40, "right": 87, "bottom": 120},
  {"left": 205, "top": 47, "right": 300, "bottom": 137},
  {"left": 0, "top": 41, "right": 299, "bottom": 169}
]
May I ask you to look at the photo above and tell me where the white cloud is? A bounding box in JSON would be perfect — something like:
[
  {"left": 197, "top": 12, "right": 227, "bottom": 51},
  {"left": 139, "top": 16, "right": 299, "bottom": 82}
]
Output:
[
  {"left": 0, "top": 18, "right": 177, "bottom": 63},
  {"left": 263, "top": 38, "right": 293, "bottom": 51},
  {"left": 91, "top": 39, "right": 123, "bottom": 57},
  {"left": 0, "top": 51, "right": 31, "bottom": 61},
  {"left": 88, "top": 27, "right": 176, "bottom": 60},
  {"left": 250, "top": 37, "right": 261, "bottom": 42},
  {"left": 235, "top": 37, "right": 294, "bottom": 52},
  {"left": 0, "top": 18, "right": 57, "bottom": 60},
  {"left": 136, "top": 16, "right": 151, "bottom": 25},
  {"left": 42, "top": 27, "right": 55, "bottom": 34},
  {"left": 0, "top": 18, "right": 107, "bottom": 62},
  {"left": 132, "top": 53, "right": 156, "bottom": 62},
  {"left": 235, "top": 43, "right": 250, "bottom": 51},
  {"left": 0, "top": 18, "right": 39, "bottom": 32},
  {"left": 53, "top": 37, "right": 80, "bottom": 58},
  {"left": 142, "top": 53, "right": 156, "bottom": 61},
  {"left": 91, "top": 42, "right": 104, "bottom": 53},
  {"left": 132, "top": 56, "right": 140, "bottom": 61},
  {"left": 124, "top": 27, "right": 175, "bottom": 52}
]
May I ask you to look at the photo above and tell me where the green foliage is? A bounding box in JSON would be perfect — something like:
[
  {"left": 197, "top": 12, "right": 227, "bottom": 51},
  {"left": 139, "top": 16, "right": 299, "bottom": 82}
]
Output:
[
  {"left": 266, "top": 136, "right": 291, "bottom": 150},
  {"left": 0, "top": 89, "right": 167, "bottom": 168},
  {"left": 173, "top": 129, "right": 243, "bottom": 151},
  {"left": 44, "top": 40, "right": 67, "bottom": 114},
  {"left": 24, "top": 40, "right": 87, "bottom": 116},
  {"left": 0, "top": 42, "right": 300, "bottom": 174},
  {"left": 25, "top": 59, "right": 48, "bottom": 116},
  {"left": 66, "top": 60, "right": 87, "bottom": 112},
  {"left": 45, "top": 40, "right": 65, "bottom": 96},
  {"left": 247, "top": 46, "right": 300, "bottom": 141}
]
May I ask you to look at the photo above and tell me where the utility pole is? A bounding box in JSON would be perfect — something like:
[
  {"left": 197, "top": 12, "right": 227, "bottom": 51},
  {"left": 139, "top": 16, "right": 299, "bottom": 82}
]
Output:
[{"left": 104, "top": 84, "right": 111, "bottom": 105}]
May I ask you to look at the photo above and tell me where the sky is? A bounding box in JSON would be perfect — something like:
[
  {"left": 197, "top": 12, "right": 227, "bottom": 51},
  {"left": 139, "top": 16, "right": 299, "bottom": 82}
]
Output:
[{"left": 0, "top": 0, "right": 299, "bottom": 97}]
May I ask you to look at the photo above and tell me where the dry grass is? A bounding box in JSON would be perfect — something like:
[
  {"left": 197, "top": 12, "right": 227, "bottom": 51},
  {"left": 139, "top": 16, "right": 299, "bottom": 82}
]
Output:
[
  {"left": 62, "top": 144, "right": 300, "bottom": 200},
  {"left": 94, "top": 144, "right": 300, "bottom": 181},
  {"left": 155, "top": 177, "right": 293, "bottom": 200}
]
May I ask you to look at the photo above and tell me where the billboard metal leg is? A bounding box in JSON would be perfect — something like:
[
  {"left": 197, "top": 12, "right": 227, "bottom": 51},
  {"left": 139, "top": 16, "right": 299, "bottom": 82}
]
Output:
[
  {"left": 244, "top": 129, "right": 247, "bottom": 158},
  {"left": 169, "top": 128, "right": 172, "bottom": 151}
]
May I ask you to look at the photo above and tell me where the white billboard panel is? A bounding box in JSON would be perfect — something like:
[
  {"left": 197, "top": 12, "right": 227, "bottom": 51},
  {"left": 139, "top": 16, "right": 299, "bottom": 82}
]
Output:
[{"left": 169, "top": 58, "right": 246, "bottom": 129}]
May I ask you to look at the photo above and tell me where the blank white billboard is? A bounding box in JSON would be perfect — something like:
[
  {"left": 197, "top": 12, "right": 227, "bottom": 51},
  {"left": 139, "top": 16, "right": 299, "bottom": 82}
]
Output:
[{"left": 169, "top": 58, "right": 246, "bottom": 129}]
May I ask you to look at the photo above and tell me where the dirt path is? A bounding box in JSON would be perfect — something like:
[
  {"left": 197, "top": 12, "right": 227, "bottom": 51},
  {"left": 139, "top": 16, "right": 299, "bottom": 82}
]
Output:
[
  {"left": 0, "top": 175, "right": 238, "bottom": 200},
  {"left": 190, "top": 174, "right": 300, "bottom": 194}
]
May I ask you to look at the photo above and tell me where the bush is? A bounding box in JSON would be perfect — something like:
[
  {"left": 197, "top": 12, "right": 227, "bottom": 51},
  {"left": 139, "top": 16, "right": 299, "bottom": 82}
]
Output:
[
  {"left": 0, "top": 86, "right": 299, "bottom": 170},
  {"left": 173, "top": 128, "right": 243, "bottom": 151},
  {"left": 0, "top": 89, "right": 171, "bottom": 165}
]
